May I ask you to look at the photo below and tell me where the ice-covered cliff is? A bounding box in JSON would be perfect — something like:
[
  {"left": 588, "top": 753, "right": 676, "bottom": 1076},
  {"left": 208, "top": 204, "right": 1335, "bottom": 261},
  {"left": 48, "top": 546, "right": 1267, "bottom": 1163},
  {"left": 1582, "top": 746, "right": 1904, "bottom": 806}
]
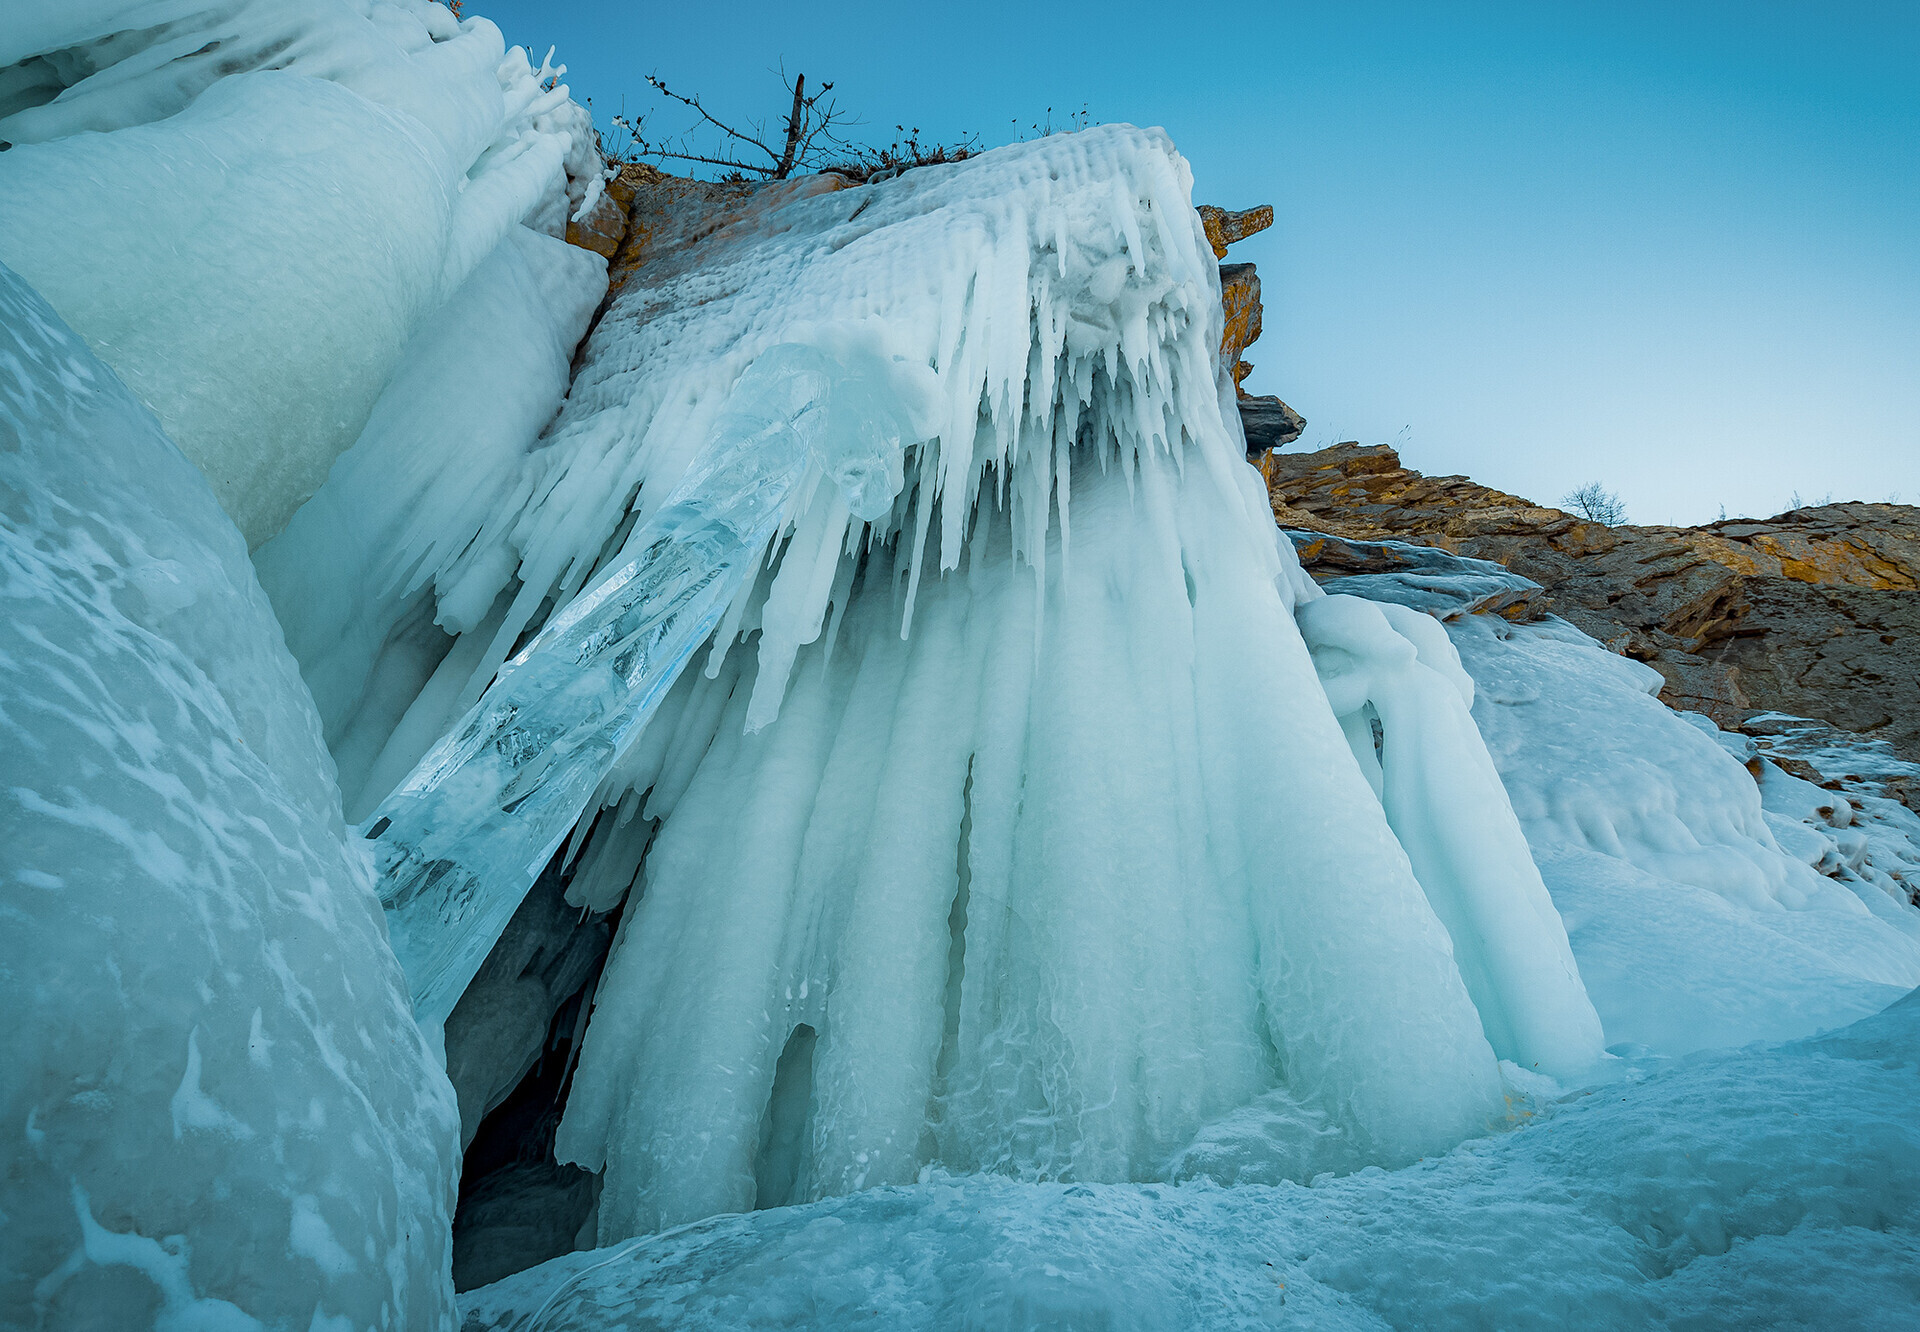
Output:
[{"left": 3, "top": 2, "right": 1918, "bottom": 1328}]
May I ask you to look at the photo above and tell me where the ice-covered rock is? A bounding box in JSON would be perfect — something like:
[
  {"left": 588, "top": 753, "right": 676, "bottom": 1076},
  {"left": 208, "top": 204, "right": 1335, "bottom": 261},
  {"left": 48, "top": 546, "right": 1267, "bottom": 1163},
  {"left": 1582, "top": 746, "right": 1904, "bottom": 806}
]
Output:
[
  {"left": 1448, "top": 614, "right": 1920, "bottom": 1053},
  {"left": 275, "top": 123, "right": 1600, "bottom": 1242},
  {"left": 0, "top": 263, "right": 459, "bottom": 1328}
]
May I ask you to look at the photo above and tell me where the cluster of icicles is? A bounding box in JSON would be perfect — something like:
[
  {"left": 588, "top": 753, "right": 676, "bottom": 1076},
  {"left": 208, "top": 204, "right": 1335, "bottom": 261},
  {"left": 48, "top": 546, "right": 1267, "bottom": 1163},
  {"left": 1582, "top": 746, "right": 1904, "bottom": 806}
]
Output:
[{"left": 268, "top": 123, "right": 1606, "bottom": 1243}]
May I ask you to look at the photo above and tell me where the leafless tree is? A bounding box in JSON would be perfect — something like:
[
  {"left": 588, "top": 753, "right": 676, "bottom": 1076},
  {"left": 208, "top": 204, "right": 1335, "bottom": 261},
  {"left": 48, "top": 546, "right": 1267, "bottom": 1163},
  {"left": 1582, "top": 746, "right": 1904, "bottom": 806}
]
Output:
[
  {"left": 1562, "top": 482, "right": 1628, "bottom": 527},
  {"left": 632, "top": 67, "right": 859, "bottom": 179}
]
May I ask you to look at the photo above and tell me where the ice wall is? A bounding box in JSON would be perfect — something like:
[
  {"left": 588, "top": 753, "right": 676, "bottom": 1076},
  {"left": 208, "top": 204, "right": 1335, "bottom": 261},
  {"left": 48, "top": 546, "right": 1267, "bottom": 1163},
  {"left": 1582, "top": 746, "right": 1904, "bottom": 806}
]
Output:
[
  {"left": 0, "top": 263, "right": 459, "bottom": 1328},
  {"left": 267, "top": 123, "right": 1604, "bottom": 1241},
  {"left": 0, "top": 0, "right": 605, "bottom": 546}
]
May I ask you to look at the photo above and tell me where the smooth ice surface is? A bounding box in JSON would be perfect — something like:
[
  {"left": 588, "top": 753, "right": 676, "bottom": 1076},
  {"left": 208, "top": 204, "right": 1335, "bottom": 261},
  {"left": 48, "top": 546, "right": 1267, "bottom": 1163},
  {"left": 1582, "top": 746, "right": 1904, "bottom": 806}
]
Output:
[
  {"left": 0, "top": 0, "right": 602, "bottom": 545},
  {"left": 1296, "top": 593, "right": 1604, "bottom": 1080},
  {"left": 1448, "top": 614, "right": 1920, "bottom": 1053},
  {"left": 0, "top": 263, "right": 458, "bottom": 1327},
  {"left": 467, "top": 986, "right": 1920, "bottom": 1331}
]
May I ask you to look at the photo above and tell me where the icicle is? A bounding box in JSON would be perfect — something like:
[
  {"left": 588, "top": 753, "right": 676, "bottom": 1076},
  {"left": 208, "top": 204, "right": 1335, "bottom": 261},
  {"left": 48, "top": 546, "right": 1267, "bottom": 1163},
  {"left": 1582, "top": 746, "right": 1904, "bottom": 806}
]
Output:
[{"left": 369, "top": 343, "right": 918, "bottom": 1022}]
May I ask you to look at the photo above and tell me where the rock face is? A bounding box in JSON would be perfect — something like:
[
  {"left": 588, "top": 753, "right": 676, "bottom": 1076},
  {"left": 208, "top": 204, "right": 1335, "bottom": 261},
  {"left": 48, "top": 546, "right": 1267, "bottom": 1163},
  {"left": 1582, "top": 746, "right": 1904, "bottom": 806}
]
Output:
[
  {"left": 1195, "top": 202, "right": 1304, "bottom": 454},
  {"left": 1265, "top": 443, "right": 1920, "bottom": 763}
]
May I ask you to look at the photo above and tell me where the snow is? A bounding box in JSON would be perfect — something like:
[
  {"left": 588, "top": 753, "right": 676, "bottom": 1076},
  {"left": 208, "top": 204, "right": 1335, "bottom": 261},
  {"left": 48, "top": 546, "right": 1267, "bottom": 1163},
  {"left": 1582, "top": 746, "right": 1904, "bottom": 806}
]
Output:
[
  {"left": 0, "top": 0, "right": 602, "bottom": 547},
  {"left": 463, "top": 987, "right": 1920, "bottom": 1330},
  {"left": 1445, "top": 614, "right": 1920, "bottom": 1053},
  {"left": 0, "top": 262, "right": 458, "bottom": 1327}
]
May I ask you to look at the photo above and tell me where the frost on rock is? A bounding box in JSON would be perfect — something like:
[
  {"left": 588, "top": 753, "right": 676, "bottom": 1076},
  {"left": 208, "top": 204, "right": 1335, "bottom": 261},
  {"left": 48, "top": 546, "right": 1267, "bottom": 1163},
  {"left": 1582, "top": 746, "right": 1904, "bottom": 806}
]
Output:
[
  {"left": 284, "top": 122, "right": 1607, "bottom": 1244},
  {"left": 0, "top": 0, "right": 606, "bottom": 546},
  {"left": 0, "top": 263, "right": 459, "bottom": 1328}
]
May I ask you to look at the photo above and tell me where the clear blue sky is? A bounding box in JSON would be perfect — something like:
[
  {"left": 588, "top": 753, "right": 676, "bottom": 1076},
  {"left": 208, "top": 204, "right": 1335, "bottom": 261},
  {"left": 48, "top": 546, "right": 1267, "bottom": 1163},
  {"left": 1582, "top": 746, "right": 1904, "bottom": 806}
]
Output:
[{"left": 471, "top": 0, "right": 1917, "bottom": 525}]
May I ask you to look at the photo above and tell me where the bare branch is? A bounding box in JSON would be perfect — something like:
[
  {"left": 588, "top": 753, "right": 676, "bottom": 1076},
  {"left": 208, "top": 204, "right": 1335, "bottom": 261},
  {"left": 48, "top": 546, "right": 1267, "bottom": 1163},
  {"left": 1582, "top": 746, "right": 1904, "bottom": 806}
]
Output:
[
  {"left": 774, "top": 73, "right": 806, "bottom": 179},
  {"left": 643, "top": 73, "right": 778, "bottom": 167}
]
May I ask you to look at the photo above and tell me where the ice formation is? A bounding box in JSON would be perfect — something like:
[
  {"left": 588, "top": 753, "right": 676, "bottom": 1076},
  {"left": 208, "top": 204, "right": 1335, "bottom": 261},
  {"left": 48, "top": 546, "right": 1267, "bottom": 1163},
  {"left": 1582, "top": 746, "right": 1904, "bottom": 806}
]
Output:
[
  {"left": 369, "top": 342, "right": 923, "bottom": 1024},
  {"left": 465, "top": 987, "right": 1920, "bottom": 1330},
  {"left": 4, "top": 0, "right": 1918, "bottom": 1322},
  {"left": 0, "top": 0, "right": 606, "bottom": 546},
  {"left": 267, "top": 119, "right": 1604, "bottom": 1242},
  {"left": 0, "top": 263, "right": 458, "bottom": 1328},
  {"left": 1447, "top": 613, "right": 1920, "bottom": 1053}
]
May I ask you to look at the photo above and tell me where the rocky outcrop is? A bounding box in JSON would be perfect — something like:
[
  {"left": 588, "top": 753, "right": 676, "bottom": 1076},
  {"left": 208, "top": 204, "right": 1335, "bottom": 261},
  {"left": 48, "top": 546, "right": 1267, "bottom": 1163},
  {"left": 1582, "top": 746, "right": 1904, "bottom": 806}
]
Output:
[
  {"left": 1266, "top": 442, "right": 1920, "bottom": 762},
  {"left": 1197, "top": 202, "right": 1304, "bottom": 454},
  {"left": 1197, "top": 204, "right": 1274, "bottom": 260}
]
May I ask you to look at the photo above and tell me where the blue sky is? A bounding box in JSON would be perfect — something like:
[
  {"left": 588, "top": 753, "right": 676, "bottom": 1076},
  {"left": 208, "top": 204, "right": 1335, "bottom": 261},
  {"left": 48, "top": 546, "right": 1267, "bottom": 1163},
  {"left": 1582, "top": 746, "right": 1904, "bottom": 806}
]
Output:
[{"left": 471, "top": 1, "right": 1917, "bottom": 525}]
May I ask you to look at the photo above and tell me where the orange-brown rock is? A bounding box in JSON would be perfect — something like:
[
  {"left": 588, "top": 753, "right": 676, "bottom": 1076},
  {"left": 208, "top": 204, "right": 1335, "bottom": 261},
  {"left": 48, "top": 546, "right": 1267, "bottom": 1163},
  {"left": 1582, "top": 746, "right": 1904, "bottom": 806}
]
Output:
[
  {"left": 1198, "top": 204, "right": 1305, "bottom": 451},
  {"left": 1196, "top": 204, "right": 1274, "bottom": 260},
  {"left": 600, "top": 163, "right": 853, "bottom": 307},
  {"left": 1218, "top": 262, "right": 1262, "bottom": 383},
  {"left": 1265, "top": 443, "right": 1920, "bottom": 757},
  {"left": 564, "top": 172, "right": 634, "bottom": 259}
]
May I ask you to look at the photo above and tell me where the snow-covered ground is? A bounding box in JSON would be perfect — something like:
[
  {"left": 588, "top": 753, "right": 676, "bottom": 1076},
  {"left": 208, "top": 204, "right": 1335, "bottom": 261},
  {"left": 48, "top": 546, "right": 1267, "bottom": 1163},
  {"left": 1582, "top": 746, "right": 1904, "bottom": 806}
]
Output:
[{"left": 466, "top": 989, "right": 1920, "bottom": 1330}]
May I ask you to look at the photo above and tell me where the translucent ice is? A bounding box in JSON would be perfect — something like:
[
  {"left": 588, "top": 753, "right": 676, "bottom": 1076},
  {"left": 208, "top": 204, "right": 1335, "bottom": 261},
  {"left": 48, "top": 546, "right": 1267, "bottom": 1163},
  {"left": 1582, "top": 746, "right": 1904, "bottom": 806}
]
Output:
[
  {"left": 0, "top": 263, "right": 458, "bottom": 1327},
  {"left": 370, "top": 342, "right": 921, "bottom": 1024}
]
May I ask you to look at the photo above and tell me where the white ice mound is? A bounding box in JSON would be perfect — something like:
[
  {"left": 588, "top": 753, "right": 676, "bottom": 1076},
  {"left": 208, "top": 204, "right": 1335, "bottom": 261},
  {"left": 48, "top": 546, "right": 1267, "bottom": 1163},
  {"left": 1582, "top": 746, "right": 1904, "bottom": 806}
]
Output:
[
  {"left": 0, "top": 0, "right": 605, "bottom": 546},
  {"left": 263, "top": 123, "right": 1602, "bottom": 1240},
  {"left": 464, "top": 987, "right": 1920, "bottom": 1331},
  {"left": 0, "top": 263, "right": 459, "bottom": 1328},
  {"left": 1448, "top": 615, "right": 1920, "bottom": 1053}
]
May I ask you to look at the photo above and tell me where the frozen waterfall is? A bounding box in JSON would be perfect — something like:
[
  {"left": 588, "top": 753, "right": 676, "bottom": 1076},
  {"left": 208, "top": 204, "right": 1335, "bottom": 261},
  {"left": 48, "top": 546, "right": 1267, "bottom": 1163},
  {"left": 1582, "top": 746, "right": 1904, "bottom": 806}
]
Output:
[{"left": 271, "top": 120, "right": 1606, "bottom": 1240}]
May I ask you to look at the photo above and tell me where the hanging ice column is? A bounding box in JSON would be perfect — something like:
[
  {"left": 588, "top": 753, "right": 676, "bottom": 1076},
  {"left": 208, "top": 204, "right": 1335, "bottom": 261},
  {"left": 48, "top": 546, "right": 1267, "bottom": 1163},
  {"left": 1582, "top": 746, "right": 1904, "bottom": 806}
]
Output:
[
  {"left": 372, "top": 344, "right": 920, "bottom": 1022},
  {"left": 1296, "top": 594, "right": 1606, "bottom": 1076}
]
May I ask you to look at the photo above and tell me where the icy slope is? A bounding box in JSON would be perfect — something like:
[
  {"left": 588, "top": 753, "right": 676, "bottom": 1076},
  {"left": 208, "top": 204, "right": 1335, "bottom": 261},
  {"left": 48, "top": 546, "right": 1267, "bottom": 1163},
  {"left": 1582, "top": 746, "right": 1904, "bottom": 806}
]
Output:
[
  {"left": 0, "top": 264, "right": 459, "bottom": 1328},
  {"left": 1449, "top": 614, "right": 1920, "bottom": 1053},
  {"left": 466, "top": 987, "right": 1920, "bottom": 1331},
  {"left": 0, "top": 0, "right": 605, "bottom": 546}
]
